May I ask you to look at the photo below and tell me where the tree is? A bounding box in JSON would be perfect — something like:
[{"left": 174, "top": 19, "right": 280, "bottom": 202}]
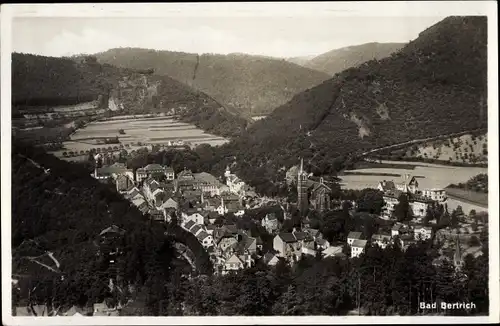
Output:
[
  {"left": 356, "top": 189, "right": 384, "bottom": 214},
  {"left": 394, "top": 193, "right": 411, "bottom": 222}
]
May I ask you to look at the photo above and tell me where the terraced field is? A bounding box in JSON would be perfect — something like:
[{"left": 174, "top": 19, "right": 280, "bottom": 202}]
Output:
[{"left": 51, "top": 115, "right": 229, "bottom": 159}]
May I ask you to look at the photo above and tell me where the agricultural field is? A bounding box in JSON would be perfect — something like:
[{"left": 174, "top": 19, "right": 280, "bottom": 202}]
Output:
[{"left": 49, "top": 115, "right": 229, "bottom": 159}]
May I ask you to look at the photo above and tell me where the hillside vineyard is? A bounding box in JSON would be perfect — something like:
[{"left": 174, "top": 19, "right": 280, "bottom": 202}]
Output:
[{"left": 9, "top": 12, "right": 491, "bottom": 320}]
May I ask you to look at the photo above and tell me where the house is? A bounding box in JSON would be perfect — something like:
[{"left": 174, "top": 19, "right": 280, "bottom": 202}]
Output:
[
  {"left": 182, "top": 212, "right": 205, "bottom": 225},
  {"left": 377, "top": 180, "right": 396, "bottom": 192},
  {"left": 381, "top": 190, "right": 403, "bottom": 218},
  {"left": 396, "top": 175, "right": 419, "bottom": 194},
  {"left": 262, "top": 252, "right": 279, "bottom": 266},
  {"left": 193, "top": 172, "right": 225, "bottom": 196},
  {"left": 409, "top": 196, "right": 434, "bottom": 217},
  {"left": 161, "top": 197, "right": 178, "bottom": 211},
  {"left": 222, "top": 254, "right": 245, "bottom": 275},
  {"left": 261, "top": 213, "right": 280, "bottom": 234},
  {"left": 93, "top": 162, "right": 131, "bottom": 181},
  {"left": 273, "top": 230, "right": 313, "bottom": 260},
  {"left": 115, "top": 173, "right": 135, "bottom": 193},
  {"left": 316, "top": 238, "right": 330, "bottom": 250},
  {"left": 235, "top": 234, "right": 257, "bottom": 255},
  {"left": 216, "top": 235, "right": 239, "bottom": 252},
  {"left": 391, "top": 224, "right": 403, "bottom": 237},
  {"left": 351, "top": 239, "right": 368, "bottom": 258},
  {"left": 414, "top": 225, "right": 433, "bottom": 241},
  {"left": 347, "top": 231, "right": 363, "bottom": 246},
  {"left": 136, "top": 164, "right": 175, "bottom": 182},
  {"left": 371, "top": 233, "right": 392, "bottom": 249},
  {"left": 421, "top": 188, "right": 447, "bottom": 202},
  {"left": 196, "top": 230, "right": 214, "bottom": 248}
]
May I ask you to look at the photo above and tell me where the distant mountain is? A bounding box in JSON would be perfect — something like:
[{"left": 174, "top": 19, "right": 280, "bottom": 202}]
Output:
[
  {"left": 93, "top": 48, "right": 331, "bottom": 116},
  {"left": 12, "top": 53, "right": 248, "bottom": 138},
  {"left": 301, "top": 42, "right": 406, "bottom": 75},
  {"left": 225, "top": 16, "right": 487, "bottom": 194}
]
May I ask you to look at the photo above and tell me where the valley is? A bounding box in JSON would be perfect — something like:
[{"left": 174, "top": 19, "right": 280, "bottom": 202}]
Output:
[{"left": 8, "top": 13, "right": 491, "bottom": 318}]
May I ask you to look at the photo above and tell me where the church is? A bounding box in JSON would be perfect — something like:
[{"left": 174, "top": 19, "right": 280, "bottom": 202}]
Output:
[{"left": 297, "top": 158, "right": 332, "bottom": 214}]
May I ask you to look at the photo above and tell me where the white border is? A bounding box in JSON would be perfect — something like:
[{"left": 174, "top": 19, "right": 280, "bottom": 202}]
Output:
[{"left": 1, "top": 2, "right": 499, "bottom": 325}]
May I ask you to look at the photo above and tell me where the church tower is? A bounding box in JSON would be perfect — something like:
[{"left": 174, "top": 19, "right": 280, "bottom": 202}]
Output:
[{"left": 297, "top": 158, "right": 309, "bottom": 214}]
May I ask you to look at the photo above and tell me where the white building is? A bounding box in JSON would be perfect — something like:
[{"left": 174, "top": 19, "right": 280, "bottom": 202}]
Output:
[
  {"left": 421, "top": 189, "right": 447, "bottom": 202},
  {"left": 414, "top": 225, "right": 433, "bottom": 241},
  {"left": 371, "top": 234, "right": 392, "bottom": 249},
  {"left": 351, "top": 239, "right": 368, "bottom": 258}
]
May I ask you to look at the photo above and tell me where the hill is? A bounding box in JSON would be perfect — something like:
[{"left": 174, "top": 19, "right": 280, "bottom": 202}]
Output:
[
  {"left": 225, "top": 16, "right": 487, "bottom": 195},
  {"left": 12, "top": 53, "right": 248, "bottom": 138},
  {"left": 302, "top": 42, "right": 406, "bottom": 75},
  {"left": 93, "top": 48, "right": 331, "bottom": 116},
  {"left": 11, "top": 141, "right": 184, "bottom": 312}
]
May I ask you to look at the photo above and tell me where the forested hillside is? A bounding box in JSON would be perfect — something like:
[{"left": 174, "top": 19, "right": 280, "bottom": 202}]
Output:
[
  {"left": 10, "top": 142, "right": 206, "bottom": 313},
  {"left": 94, "top": 48, "right": 331, "bottom": 116},
  {"left": 12, "top": 53, "right": 248, "bottom": 138},
  {"left": 302, "top": 42, "right": 405, "bottom": 75},
  {"left": 225, "top": 16, "right": 487, "bottom": 194}
]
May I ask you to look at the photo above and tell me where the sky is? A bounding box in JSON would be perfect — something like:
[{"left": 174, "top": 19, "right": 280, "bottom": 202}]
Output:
[{"left": 11, "top": 14, "right": 446, "bottom": 59}]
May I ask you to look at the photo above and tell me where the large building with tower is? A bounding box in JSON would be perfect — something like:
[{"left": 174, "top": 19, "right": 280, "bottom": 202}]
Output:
[{"left": 297, "top": 158, "right": 332, "bottom": 214}]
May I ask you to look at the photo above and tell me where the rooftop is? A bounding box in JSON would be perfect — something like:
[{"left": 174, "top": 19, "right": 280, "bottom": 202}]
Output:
[
  {"left": 348, "top": 231, "right": 363, "bottom": 240},
  {"left": 194, "top": 172, "right": 223, "bottom": 186},
  {"left": 351, "top": 239, "right": 368, "bottom": 248},
  {"left": 278, "top": 232, "right": 297, "bottom": 243}
]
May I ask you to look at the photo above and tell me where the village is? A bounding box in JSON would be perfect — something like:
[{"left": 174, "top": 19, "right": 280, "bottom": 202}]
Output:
[
  {"left": 90, "top": 155, "right": 487, "bottom": 282},
  {"left": 16, "top": 155, "right": 486, "bottom": 317}
]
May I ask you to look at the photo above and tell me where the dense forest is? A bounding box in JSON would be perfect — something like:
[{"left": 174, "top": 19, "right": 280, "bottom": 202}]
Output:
[
  {"left": 299, "top": 42, "right": 406, "bottom": 76},
  {"left": 12, "top": 53, "right": 248, "bottom": 139},
  {"left": 93, "top": 48, "right": 330, "bottom": 116},
  {"left": 220, "top": 16, "right": 487, "bottom": 195}
]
